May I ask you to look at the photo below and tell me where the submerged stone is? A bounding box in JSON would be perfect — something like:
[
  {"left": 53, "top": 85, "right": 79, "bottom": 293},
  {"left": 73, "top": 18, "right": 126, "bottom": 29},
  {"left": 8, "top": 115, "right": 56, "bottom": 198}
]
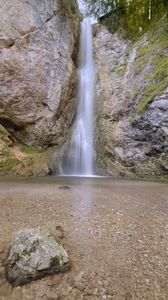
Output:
[{"left": 5, "top": 228, "right": 70, "bottom": 286}]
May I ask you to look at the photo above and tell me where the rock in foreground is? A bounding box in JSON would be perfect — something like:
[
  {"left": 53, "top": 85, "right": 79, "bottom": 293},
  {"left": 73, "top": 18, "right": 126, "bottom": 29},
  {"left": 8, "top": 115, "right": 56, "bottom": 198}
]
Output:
[{"left": 5, "top": 228, "right": 70, "bottom": 286}]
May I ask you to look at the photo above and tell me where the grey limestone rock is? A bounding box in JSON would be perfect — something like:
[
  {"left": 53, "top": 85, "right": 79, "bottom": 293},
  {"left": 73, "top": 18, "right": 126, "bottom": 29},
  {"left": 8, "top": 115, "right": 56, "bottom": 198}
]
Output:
[
  {"left": 94, "top": 23, "right": 168, "bottom": 177},
  {"left": 0, "top": 0, "right": 80, "bottom": 147},
  {"left": 6, "top": 228, "right": 70, "bottom": 286}
]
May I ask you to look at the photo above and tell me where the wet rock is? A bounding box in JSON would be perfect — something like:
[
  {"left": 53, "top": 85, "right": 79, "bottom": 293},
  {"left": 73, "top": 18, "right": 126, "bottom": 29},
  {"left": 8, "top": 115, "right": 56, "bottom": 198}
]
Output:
[
  {"left": 58, "top": 186, "right": 71, "bottom": 190},
  {"left": 5, "top": 228, "right": 70, "bottom": 286}
]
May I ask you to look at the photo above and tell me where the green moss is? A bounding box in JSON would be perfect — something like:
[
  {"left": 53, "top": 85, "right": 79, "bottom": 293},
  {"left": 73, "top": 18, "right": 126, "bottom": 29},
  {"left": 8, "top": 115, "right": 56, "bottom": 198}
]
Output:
[
  {"left": 115, "top": 65, "right": 127, "bottom": 76},
  {"left": 148, "top": 19, "right": 168, "bottom": 51},
  {"left": 134, "top": 58, "right": 148, "bottom": 75},
  {"left": 131, "top": 87, "right": 140, "bottom": 101},
  {"left": 20, "top": 145, "right": 38, "bottom": 155},
  {"left": 143, "top": 73, "right": 153, "bottom": 80},
  {"left": 21, "top": 249, "right": 30, "bottom": 257},
  {"left": 154, "top": 67, "right": 168, "bottom": 81},
  {"left": 0, "top": 158, "right": 19, "bottom": 172},
  {"left": 125, "top": 44, "right": 134, "bottom": 55},
  {"left": 152, "top": 54, "right": 168, "bottom": 65},
  {"left": 2, "top": 148, "right": 12, "bottom": 157},
  {"left": 136, "top": 44, "right": 153, "bottom": 57},
  {"left": 149, "top": 20, "right": 168, "bottom": 48},
  {"left": 135, "top": 78, "right": 168, "bottom": 113},
  {"left": 135, "top": 17, "right": 168, "bottom": 60},
  {"left": 157, "top": 40, "right": 168, "bottom": 50},
  {"left": 140, "top": 54, "right": 168, "bottom": 84},
  {"left": 50, "top": 256, "right": 60, "bottom": 268},
  {"left": 132, "top": 17, "right": 168, "bottom": 114},
  {"left": 151, "top": 54, "right": 168, "bottom": 80}
]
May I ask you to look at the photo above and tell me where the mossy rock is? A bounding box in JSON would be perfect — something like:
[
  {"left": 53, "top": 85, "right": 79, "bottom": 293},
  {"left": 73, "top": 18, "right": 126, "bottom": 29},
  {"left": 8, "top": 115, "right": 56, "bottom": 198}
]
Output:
[
  {"left": 115, "top": 65, "right": 127, "bottom": 76},
  {"left": 19, "top": 145, "right": 39, "bottom": 155},
  {"left": 134, "top": 58, "right": 148, "bottom": 75},
  {"left": 131, "top": 17, "right": 168, "bottom": 114},
  {"left": 136, "top": 79, "right": 168, "bottom": 114},
  {"left": 0, "top": 158, "right": 20, "bottom": 172},
  {"left": 2, "top": 148, "right": 12, "bottom": 157},
  {"left": 135, "top": 53, "right": 168, "bottom": 113},
  {"left": 6, "top": 229, "right": 70, "bottom": 286},
  {"left": 136, "top": 44, "right": 153, "bottom": 58}
]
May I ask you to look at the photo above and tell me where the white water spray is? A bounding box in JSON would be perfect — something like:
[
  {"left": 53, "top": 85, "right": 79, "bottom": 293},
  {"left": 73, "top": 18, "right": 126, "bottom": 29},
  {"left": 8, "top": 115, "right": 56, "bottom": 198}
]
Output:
[{"left": 60, "top": 18, "right": 95, "bottom": 175}]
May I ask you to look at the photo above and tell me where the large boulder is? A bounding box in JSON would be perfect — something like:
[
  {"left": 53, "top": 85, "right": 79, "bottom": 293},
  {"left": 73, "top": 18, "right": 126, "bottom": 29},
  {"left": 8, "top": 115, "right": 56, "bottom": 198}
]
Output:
[
  {"left": 0, "top": 0, "right": 80, "bottom": 147},
  {"left": 5, "top": 228, "right": 70, "bottom": 286}
]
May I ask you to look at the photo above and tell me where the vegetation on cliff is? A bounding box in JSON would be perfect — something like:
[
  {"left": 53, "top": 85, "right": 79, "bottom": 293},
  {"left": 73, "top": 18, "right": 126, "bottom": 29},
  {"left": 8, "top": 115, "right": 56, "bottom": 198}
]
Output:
[
  {"left": 129, "top": 16, "right": 168, "bottom": 115},
  {"left": 94, "top": 3, "right": 168, "bottom": 177},
  {"left": 85, "top": 0, "right": 168, "bottom": 39}
]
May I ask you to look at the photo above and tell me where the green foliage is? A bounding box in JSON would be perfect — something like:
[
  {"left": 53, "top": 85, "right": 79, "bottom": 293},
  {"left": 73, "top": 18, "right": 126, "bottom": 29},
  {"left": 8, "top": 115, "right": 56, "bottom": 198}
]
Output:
[
  {"left": 84, "top": 0, "right": 168, "bottom": 40},
  {"left": 149, "top": 16, "right": 168, "bottom": 45},
  {"left": 50, "top": 256, "right": 60, "bottom": 268},
  {"left": 136, "top": 78, "right": 168, "bottom": 113},
  {"left": 2, "top": 148, "right": 12, "bottom": 157},
  {"left": 115, "top": 65, "right": 126, "bottom": 75},
  {"left": 143, "top": 73, "right": 153, "bottom": 80},
  {"left": 134, "top": 58, "right": 148, "bottom": 75},
  {"left": 125, "top": 44, "right": 133, "bottom": 55},
  {"left": 20, "top": 145, "right": 38, "bottom": 155},
  {"left": 136, "top": 44, "right": 153, "bottom": 57},
  {"left": 154, "top": 65, "right": 168, "bottom": 80},
  {"left": 132, "top": 87, "right": 140, "bottom": 101},
  {"left": 152, "top": 54, "right": 168, "bottom": 77},
  {"left": 130, "top": 16, "right": 168, "bottom": 114},
  {"left": 133, "top": 53, "right": 168, "bottom": 113},
  {"left": 0, "top": 158, "right": 19, "bottom": 172}
]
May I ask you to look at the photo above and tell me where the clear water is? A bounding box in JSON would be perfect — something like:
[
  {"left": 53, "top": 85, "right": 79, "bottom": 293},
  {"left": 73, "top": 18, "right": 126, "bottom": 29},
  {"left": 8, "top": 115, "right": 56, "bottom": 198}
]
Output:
[{"left": 60, "top": 18, "right": 95, "bottom": 176}]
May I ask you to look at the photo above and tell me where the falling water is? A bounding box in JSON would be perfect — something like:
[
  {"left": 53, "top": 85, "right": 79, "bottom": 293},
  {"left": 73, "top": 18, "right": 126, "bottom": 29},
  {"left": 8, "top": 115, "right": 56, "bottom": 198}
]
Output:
[
  {"left": 74, "top": 17, "right": 95, "bottom": 175},
  {"left": 60, "top": 18, "right": 95, "bottom": 176}
]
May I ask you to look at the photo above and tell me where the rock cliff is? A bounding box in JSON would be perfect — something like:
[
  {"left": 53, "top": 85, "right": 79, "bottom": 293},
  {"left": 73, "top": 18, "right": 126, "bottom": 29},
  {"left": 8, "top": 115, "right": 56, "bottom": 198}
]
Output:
[
  {"left": 0, "top": 0, "right": 80, "bottom": 148},
  {"left": 94, "top": 17, "right": 168, "bottom": 178},
  {"left": 0, "top": 0, "right": 80, "bottom": 175}
]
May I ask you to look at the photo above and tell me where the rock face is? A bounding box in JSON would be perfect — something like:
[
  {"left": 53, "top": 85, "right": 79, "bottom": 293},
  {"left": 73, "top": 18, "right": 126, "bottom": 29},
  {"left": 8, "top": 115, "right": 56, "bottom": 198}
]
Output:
[
  {"left": 94, "top": 18, "right": 168, "bottom": 177},
  {"left": 0, "top": 0, "right": 80, "bottom": 147},
  {"left": 6, "top": 228, "right": 70, "bottom": 286}
]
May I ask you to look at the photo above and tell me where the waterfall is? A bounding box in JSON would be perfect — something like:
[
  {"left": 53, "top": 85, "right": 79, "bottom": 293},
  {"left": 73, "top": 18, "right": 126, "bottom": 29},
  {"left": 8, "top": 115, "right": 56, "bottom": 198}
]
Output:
[{"left": 60, "top": 18, "right": 95, "bottom": 176}]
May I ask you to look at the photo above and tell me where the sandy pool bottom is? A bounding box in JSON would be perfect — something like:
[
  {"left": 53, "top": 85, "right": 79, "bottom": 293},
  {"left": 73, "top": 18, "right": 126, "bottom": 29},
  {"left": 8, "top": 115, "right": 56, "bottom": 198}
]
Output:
[{"left": 0, "top": 177, "right": 167, "bottom": 300}]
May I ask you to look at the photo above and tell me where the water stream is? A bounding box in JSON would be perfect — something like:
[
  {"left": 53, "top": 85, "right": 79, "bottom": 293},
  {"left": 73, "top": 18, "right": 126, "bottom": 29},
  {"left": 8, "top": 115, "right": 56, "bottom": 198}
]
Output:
[{"left": 60, "top": 18, "right": 95, "bottom": 176}]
